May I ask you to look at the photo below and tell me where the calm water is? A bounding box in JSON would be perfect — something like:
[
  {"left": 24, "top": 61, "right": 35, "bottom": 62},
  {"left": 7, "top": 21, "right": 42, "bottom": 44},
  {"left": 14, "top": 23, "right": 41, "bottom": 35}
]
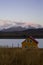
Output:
[{"left": 0, "top": 39, "right": 43, "bottom": 48}]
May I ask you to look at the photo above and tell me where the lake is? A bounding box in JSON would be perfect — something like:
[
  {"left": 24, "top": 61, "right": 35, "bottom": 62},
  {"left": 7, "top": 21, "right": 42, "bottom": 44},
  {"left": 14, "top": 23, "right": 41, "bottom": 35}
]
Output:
[{"left": 0, "top": 39, "right": 43, "bottom": 48}]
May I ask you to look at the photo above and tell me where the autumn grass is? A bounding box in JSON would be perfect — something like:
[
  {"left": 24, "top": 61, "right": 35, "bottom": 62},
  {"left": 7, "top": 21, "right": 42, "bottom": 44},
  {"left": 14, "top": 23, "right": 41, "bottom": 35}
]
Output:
[{"left": 0, "top": 48, "right": 43, "bottom": 65}]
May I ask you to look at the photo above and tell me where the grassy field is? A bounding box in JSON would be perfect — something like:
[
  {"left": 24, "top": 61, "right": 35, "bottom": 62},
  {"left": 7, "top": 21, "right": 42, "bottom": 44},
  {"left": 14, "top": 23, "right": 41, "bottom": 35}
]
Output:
[{"left": 0, "top": 48, "right": 43, "bottom": 65}]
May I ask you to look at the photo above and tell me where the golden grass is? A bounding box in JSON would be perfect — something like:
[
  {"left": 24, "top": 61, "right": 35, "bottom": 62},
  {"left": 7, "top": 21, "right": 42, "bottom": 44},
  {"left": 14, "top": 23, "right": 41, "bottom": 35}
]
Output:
[{"left": 0, "top": 48, "right": 43, "bottom": 65}]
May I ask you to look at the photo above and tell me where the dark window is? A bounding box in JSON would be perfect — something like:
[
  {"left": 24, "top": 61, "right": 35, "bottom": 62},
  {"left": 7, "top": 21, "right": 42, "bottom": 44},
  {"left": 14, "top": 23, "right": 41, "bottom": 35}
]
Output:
[{"left": 30, "top": 40, "right": 32, "bottom": 43}]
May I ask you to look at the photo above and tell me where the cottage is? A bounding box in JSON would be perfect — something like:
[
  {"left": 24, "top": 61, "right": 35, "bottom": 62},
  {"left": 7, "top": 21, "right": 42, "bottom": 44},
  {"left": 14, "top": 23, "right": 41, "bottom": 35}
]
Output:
[{"left": 22, "top": 36, "right": 38, "bottom": 48}]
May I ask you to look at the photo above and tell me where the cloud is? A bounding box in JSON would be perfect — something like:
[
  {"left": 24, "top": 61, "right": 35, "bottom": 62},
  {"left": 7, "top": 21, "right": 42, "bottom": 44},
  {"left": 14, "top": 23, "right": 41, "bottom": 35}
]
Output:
[
  {"left": 0, "top": 19, "right": 16, "bottom": 26},
  {"left": 0, "top": 19, "right": 43, "bottom": 30},
  {"left": 0, "top": 20, "right": 25, "bottom": 29},
  {"left": 15, "top": 22, "right": 25, "bottom": 25},
  {"left": 0, "top": 19, "right": 26, "bottom": 27}
]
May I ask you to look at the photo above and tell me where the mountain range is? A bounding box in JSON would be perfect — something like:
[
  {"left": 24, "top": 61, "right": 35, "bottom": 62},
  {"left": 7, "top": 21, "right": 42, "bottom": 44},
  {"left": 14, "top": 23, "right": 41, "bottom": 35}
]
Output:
[
  {"left": 0, "top": 24, "right": 43, "bottom": 32},
  {"left": 0, "top": 20, "right": 43, "bottom": 32}
]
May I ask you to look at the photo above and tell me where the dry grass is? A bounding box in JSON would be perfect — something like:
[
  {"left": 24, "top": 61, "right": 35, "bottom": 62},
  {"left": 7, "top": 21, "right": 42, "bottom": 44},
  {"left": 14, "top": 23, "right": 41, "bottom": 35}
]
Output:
[{"left": 0, "top": 48, "right": 43, "bottom": 65}]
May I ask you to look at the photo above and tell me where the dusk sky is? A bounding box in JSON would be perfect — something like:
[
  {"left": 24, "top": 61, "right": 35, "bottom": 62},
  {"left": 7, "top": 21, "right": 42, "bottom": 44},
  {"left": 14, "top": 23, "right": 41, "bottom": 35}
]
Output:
[
  {"left": 0, "top": 0, "right": 43, "bottom": 48},
  {"left": 0, "top": 0, "right": 43, "bottom": 25}
]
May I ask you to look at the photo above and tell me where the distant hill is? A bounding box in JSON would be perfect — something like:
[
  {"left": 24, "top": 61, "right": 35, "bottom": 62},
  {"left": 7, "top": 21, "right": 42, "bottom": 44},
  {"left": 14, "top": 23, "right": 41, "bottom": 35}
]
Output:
[
  {"left": 0, "top": 25, "right": 36, "bottom": 32},
  {"left": 0, "top": 28, "right": 43, "bottom": 39},
  {"left": 0, "top": 23, "right": 43, "bottom": 32},
  {"left": 1, "top": 26, "right": 26, "bottom": 32}
]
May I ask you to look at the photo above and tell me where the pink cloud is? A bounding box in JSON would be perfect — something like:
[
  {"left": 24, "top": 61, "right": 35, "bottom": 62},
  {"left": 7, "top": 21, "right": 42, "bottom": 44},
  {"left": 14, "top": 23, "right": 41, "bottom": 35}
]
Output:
[{"left": 0, "top": 19, "right": 43, "bottom": 29}]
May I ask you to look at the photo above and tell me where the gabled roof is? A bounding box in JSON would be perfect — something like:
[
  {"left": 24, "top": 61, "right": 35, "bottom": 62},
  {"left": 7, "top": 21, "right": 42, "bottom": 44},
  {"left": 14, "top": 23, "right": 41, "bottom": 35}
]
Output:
[
  {"left": 29, "top": 36, "right": 38, "bottom": 44},
  {"left": 22, "top": 36, "right": 38, "bottom": 44}
]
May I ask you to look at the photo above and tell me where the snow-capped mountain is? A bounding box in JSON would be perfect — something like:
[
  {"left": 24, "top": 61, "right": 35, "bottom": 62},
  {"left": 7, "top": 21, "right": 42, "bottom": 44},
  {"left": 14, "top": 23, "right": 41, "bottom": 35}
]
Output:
[
  {"left": 0, "top": 20, "right": 43, "bottom": 31},
  {"left": 1, "top": 24, "right": 43, "bottom": 32}
]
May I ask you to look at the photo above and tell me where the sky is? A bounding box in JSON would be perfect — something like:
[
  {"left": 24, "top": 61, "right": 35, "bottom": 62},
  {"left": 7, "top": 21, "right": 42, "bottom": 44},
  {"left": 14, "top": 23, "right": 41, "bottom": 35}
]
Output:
[
  {"left": 0, "top": 0, "right": 43, "bottom": 48},
  {"left": 0, "top": 0, "right": 43, "bottom": 25}
]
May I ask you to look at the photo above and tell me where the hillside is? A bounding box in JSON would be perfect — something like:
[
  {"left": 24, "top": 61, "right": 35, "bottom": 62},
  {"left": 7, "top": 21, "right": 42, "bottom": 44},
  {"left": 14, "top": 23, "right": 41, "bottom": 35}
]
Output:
[
  {"left": 0, "top": 28, "right": 43, "bottom": 38},
  {"left": 0, "top": 48, "right": 43, "bottom": 65}
]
